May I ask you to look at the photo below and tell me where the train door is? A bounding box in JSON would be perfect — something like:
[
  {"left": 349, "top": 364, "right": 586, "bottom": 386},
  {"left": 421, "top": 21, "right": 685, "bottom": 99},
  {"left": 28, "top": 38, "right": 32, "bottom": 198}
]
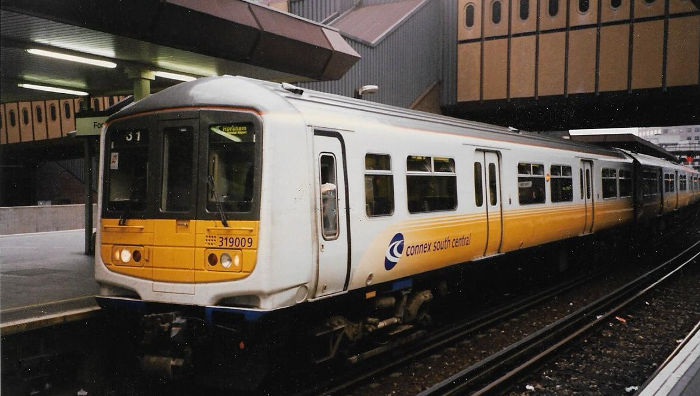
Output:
[
  {"left": 476, "top": 150, "right": 503, "bottom": 255},
  {"left": 581, "top": 160, "right": 594, "bottom": 234},
  {"left": 313, "top": 132, "right": 349, "bottom": 297}
]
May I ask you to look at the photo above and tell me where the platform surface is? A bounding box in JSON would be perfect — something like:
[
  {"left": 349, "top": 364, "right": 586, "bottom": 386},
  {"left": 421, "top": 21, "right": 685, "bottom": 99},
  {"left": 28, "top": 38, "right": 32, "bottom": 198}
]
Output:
[
  {"left": 0, "top": 229, "right": 100, "bottom": 335},
  {"left": 639, "top": 324, "right": 700, "bottom": 396}
]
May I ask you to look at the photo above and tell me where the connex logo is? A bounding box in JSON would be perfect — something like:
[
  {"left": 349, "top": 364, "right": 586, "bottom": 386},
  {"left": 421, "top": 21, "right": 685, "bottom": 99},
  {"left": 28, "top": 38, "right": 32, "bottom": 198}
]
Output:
[{"left": 384, "top": 233, "right": 405, "bottom": 270}]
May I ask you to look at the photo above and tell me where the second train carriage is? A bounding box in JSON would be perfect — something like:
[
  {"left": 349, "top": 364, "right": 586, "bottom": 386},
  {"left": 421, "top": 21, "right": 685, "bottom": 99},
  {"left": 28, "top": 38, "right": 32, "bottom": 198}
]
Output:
[{"left": 95, "top": 76, "right": 700, "bottom": 376}]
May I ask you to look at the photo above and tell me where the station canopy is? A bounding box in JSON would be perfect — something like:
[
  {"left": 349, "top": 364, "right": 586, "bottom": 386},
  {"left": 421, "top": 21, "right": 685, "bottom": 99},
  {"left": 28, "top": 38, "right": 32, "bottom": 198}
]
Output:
[{"left": 0, "top": 0, "right": 361, "bottom": 102}]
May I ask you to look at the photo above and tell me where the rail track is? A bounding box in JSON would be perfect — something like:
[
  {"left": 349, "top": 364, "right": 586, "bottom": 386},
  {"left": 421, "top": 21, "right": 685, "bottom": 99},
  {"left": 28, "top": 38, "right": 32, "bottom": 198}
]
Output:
[{"left": 418, "top": 238, "right": 700, "bottom": 396}]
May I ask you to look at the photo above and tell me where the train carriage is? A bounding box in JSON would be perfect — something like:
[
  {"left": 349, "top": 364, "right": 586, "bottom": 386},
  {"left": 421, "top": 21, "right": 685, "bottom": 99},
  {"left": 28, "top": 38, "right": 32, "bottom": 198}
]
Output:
[{"left": 95, "top": 76, "right": 699, "bottom": 379}]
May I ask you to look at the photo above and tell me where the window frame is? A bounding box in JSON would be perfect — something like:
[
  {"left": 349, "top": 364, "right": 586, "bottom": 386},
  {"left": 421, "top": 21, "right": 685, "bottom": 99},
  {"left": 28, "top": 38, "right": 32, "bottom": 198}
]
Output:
[
  {"left": 517, "top": 162, "right": 546, "bottom": 205},
  {"left": 406, "top": 155, "right": 458, "bottom": 214},
  {"left": 364, "top": 153, "right": 395, "bottom": 218},
  {"left": 602, "top": 168, "right": 618, "bottom": 199},
  {"left": 550, "top": 164, "right": 574, "bottom": 203}
]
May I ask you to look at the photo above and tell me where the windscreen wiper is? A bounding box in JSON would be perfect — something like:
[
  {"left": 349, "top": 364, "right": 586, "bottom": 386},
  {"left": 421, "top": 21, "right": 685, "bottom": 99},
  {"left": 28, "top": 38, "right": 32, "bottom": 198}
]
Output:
[{"left": 208, "top": 175, "right": 229, "bottom": 227}]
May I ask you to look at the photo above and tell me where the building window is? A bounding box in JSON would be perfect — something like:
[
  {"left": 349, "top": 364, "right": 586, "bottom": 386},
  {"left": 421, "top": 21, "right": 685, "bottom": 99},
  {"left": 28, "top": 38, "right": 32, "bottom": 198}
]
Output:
[
  {"left": 63, "top": 102, "right": 71, "bottom": 119},
  {"left": 9, "top": 109, "right": 16, "bottom": 127},
  {"left": 492, "top": 1, "right": 502, "bottom": 24},
  {"left": 365, "top": 154, "right": 394, "bottom": 217},
  {"left": 520, "top": 0, "right": 530, "bottom": 20},
  {"left": 406, "top": 156, "right": 457, "bottom": 213},
  {"left": 602, "top": 168, "right": 617, "bottom": 198},
  {"left": 579, "top": 0, "right": 590, "bottom": 13},
  {"left": 550, "top": 165, "right": 573, "bottom": 202},
  {"left": 22, "top": 108, "right": 30, "bottom": 125},
  {"left": 465, "top": 4, "right": 475, "bottom": 27},
  {"left": 548, "top": 0, "right": 559, "bottom": 16},
  {"left": 518, "top": 163, "right": 545, "bottom": 204},
  {"left": 610, "top": 0, "right": 621, "bottom": 8},
  {"left": 474, "top": 162, "right": 483, "bottom": 207},
  {"left": 619, "top": 169, "right": 632, "bottom": 197}
]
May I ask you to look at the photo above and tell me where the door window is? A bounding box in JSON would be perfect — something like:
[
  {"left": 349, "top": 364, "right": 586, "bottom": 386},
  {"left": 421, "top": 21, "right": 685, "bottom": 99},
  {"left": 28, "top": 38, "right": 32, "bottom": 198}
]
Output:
[{"left": 320, "top": 154, "right": 339, "bottom": 240}]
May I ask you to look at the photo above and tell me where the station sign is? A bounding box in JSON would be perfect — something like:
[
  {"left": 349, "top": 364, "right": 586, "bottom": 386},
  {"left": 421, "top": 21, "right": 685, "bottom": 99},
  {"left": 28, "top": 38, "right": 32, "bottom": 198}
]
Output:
[{"left": 76, "top": 115, "right": 108, "bottom": 136}]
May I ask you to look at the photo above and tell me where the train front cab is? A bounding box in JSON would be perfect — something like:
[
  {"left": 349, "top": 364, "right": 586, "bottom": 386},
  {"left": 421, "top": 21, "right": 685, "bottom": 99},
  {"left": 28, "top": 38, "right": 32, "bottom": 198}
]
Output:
[{"left": 96, "top": 108, "right": 263, "bottom": 306}]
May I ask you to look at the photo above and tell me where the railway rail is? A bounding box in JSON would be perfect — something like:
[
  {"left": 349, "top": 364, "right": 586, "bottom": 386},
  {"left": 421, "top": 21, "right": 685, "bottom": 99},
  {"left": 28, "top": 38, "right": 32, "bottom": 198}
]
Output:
[{"left": 418, "top": 239, "right": 700, "bottom": 396}]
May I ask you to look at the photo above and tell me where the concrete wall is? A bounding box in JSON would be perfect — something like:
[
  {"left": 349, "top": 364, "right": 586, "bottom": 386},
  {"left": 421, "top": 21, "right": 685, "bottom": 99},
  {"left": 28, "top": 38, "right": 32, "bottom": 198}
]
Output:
[{"left": 0, "top": 204, "right": 96, "bottom": 235}]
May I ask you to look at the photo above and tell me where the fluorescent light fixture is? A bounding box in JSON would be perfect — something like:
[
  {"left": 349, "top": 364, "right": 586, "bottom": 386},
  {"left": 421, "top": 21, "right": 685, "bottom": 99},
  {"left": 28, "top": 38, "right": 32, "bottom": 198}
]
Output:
[
  {"left": 18, "top": 83, "right": 89, "bottom": 96},
  {"left": 27, "top": 48, "right": 117, "bottom": 68},
  {"left": 154, "top": 71, "right": 196, "bottom": 82}
]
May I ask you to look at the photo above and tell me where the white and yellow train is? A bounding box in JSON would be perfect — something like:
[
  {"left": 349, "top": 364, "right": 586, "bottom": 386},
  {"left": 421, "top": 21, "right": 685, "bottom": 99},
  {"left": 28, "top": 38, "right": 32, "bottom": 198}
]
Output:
[{"left": 95, "top": 76, "right": 700, "bottom": 379}]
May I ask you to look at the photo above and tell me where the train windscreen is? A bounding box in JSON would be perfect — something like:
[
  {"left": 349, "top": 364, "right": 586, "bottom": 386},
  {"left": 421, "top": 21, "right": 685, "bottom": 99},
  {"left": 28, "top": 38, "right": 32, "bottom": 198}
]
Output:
[{"left": 207, "top": 123, "right": 256, "bottom": 214}]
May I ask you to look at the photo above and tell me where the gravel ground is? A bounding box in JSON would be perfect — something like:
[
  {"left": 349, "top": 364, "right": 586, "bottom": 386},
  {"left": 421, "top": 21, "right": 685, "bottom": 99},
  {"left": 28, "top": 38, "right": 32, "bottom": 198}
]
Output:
[
  {"left": 507, "top": 250, "right": 700, "bottom": 395},
  {"left": 342, "top": 211, "right": 700, "bottom": 396}
]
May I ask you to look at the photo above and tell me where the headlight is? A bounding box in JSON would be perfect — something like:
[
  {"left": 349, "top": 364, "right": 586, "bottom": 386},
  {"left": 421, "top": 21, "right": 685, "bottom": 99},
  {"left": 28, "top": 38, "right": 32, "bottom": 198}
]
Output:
[
  {"left": 221, "top": 253, "right": 232, "bottom": 268},
  {"left": 120, "top": 248, "right": 131, "bottom": 263}
]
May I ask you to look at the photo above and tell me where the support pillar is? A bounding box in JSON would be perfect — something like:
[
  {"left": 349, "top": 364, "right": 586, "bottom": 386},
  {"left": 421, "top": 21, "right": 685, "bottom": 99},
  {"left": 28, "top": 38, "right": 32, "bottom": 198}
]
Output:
[{"left": 126, "top": 67, "right": 155, "bottom": 101}]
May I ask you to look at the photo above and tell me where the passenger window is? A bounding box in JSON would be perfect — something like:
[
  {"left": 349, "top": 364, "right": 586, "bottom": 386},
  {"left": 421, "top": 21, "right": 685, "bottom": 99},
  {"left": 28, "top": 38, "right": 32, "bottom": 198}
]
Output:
[
  {"left": 551, "top": 165, "right": 573, "bottom": 202},
  {"left": 9, "top": 109, "right": 16, "bottom": 127},
  {"left": 406, "top": 155, "right": 457, "bottom": 213},
  {"left": 161, "top": 126, "right": 193, "bottom": 212},
  {"left": 518, "top": 162, "right": 545, "bottom": 205},
  {"left": 619, "top": 169, "right": 632, "bottom": 197},
  {"left": 36, "top": 106, "right": 43, "bottom": 123},
  {"left": 474, "top": 162, "right": 483, "bottom": 207},
  {"left": 679, "top": 174, "right": 687, "bottom": 191},
  {"left": 642, "top": 170, "right": 659, "bottom": 196},
  {"left": 50, "top": 104, "right": 57, "bottom": 121},
  {"left": 64, "top": 102, "right": 71, "bottom": 119},
  {"left": 664, "top": 173, "right": 675, "bottom": 192},
  {"left": 22, "top": 108, "right": 29, "bottom": 125},
  {"left": 320, "top": 154, "right": 339, "bottom": 240},
  {"left": 602, "top": 168, "right": 617, "bottom": 198},
  {"left": 488, "top": 163, "right": 498, "bottom": 205},
  {"left": 610, "top": 0, "right": 621, "bottom": 8},
  {"left": 365, "top": 154, "right": 394, "bottom": 217}
]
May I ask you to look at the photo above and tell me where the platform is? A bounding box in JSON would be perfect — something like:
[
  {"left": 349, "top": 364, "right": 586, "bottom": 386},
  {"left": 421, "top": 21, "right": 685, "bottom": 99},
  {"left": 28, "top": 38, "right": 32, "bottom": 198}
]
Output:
[
  {"left": 639, "top": 323, "right": 700, "bottom": 396},
  {"left": 0, "top": 229, "right": 100, "bottom": 336}
]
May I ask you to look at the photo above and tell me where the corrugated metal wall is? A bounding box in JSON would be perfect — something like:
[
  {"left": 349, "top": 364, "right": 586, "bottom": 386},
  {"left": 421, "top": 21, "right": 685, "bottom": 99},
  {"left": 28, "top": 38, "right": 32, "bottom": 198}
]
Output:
[
  {"left": 440, "top": 0, "right": 457, "bottom": 106},
  {"left": 289, "top": 0, "right": 356, "bottom": 22},
  {"left": 293, "top": 0, "right": 447, "bottom": 109}
]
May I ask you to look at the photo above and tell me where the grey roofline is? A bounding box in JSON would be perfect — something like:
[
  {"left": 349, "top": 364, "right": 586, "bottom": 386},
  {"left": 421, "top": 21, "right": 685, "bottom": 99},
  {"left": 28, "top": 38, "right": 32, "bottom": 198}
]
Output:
[{"left": 333, "top": 0, "right": 430, "bottom": 47}]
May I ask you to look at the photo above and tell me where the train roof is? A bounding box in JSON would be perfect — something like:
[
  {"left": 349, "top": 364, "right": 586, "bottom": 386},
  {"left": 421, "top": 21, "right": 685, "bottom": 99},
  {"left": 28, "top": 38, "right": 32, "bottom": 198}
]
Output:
[{"left": 109, "top": 76, "right": 627, "bottom": 159}]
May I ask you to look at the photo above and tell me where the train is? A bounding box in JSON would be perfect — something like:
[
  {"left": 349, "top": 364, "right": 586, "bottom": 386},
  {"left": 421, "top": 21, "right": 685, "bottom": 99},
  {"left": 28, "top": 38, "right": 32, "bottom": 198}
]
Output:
[{"left": 95, "top": 76, "right": 700, "bottom": 384}]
